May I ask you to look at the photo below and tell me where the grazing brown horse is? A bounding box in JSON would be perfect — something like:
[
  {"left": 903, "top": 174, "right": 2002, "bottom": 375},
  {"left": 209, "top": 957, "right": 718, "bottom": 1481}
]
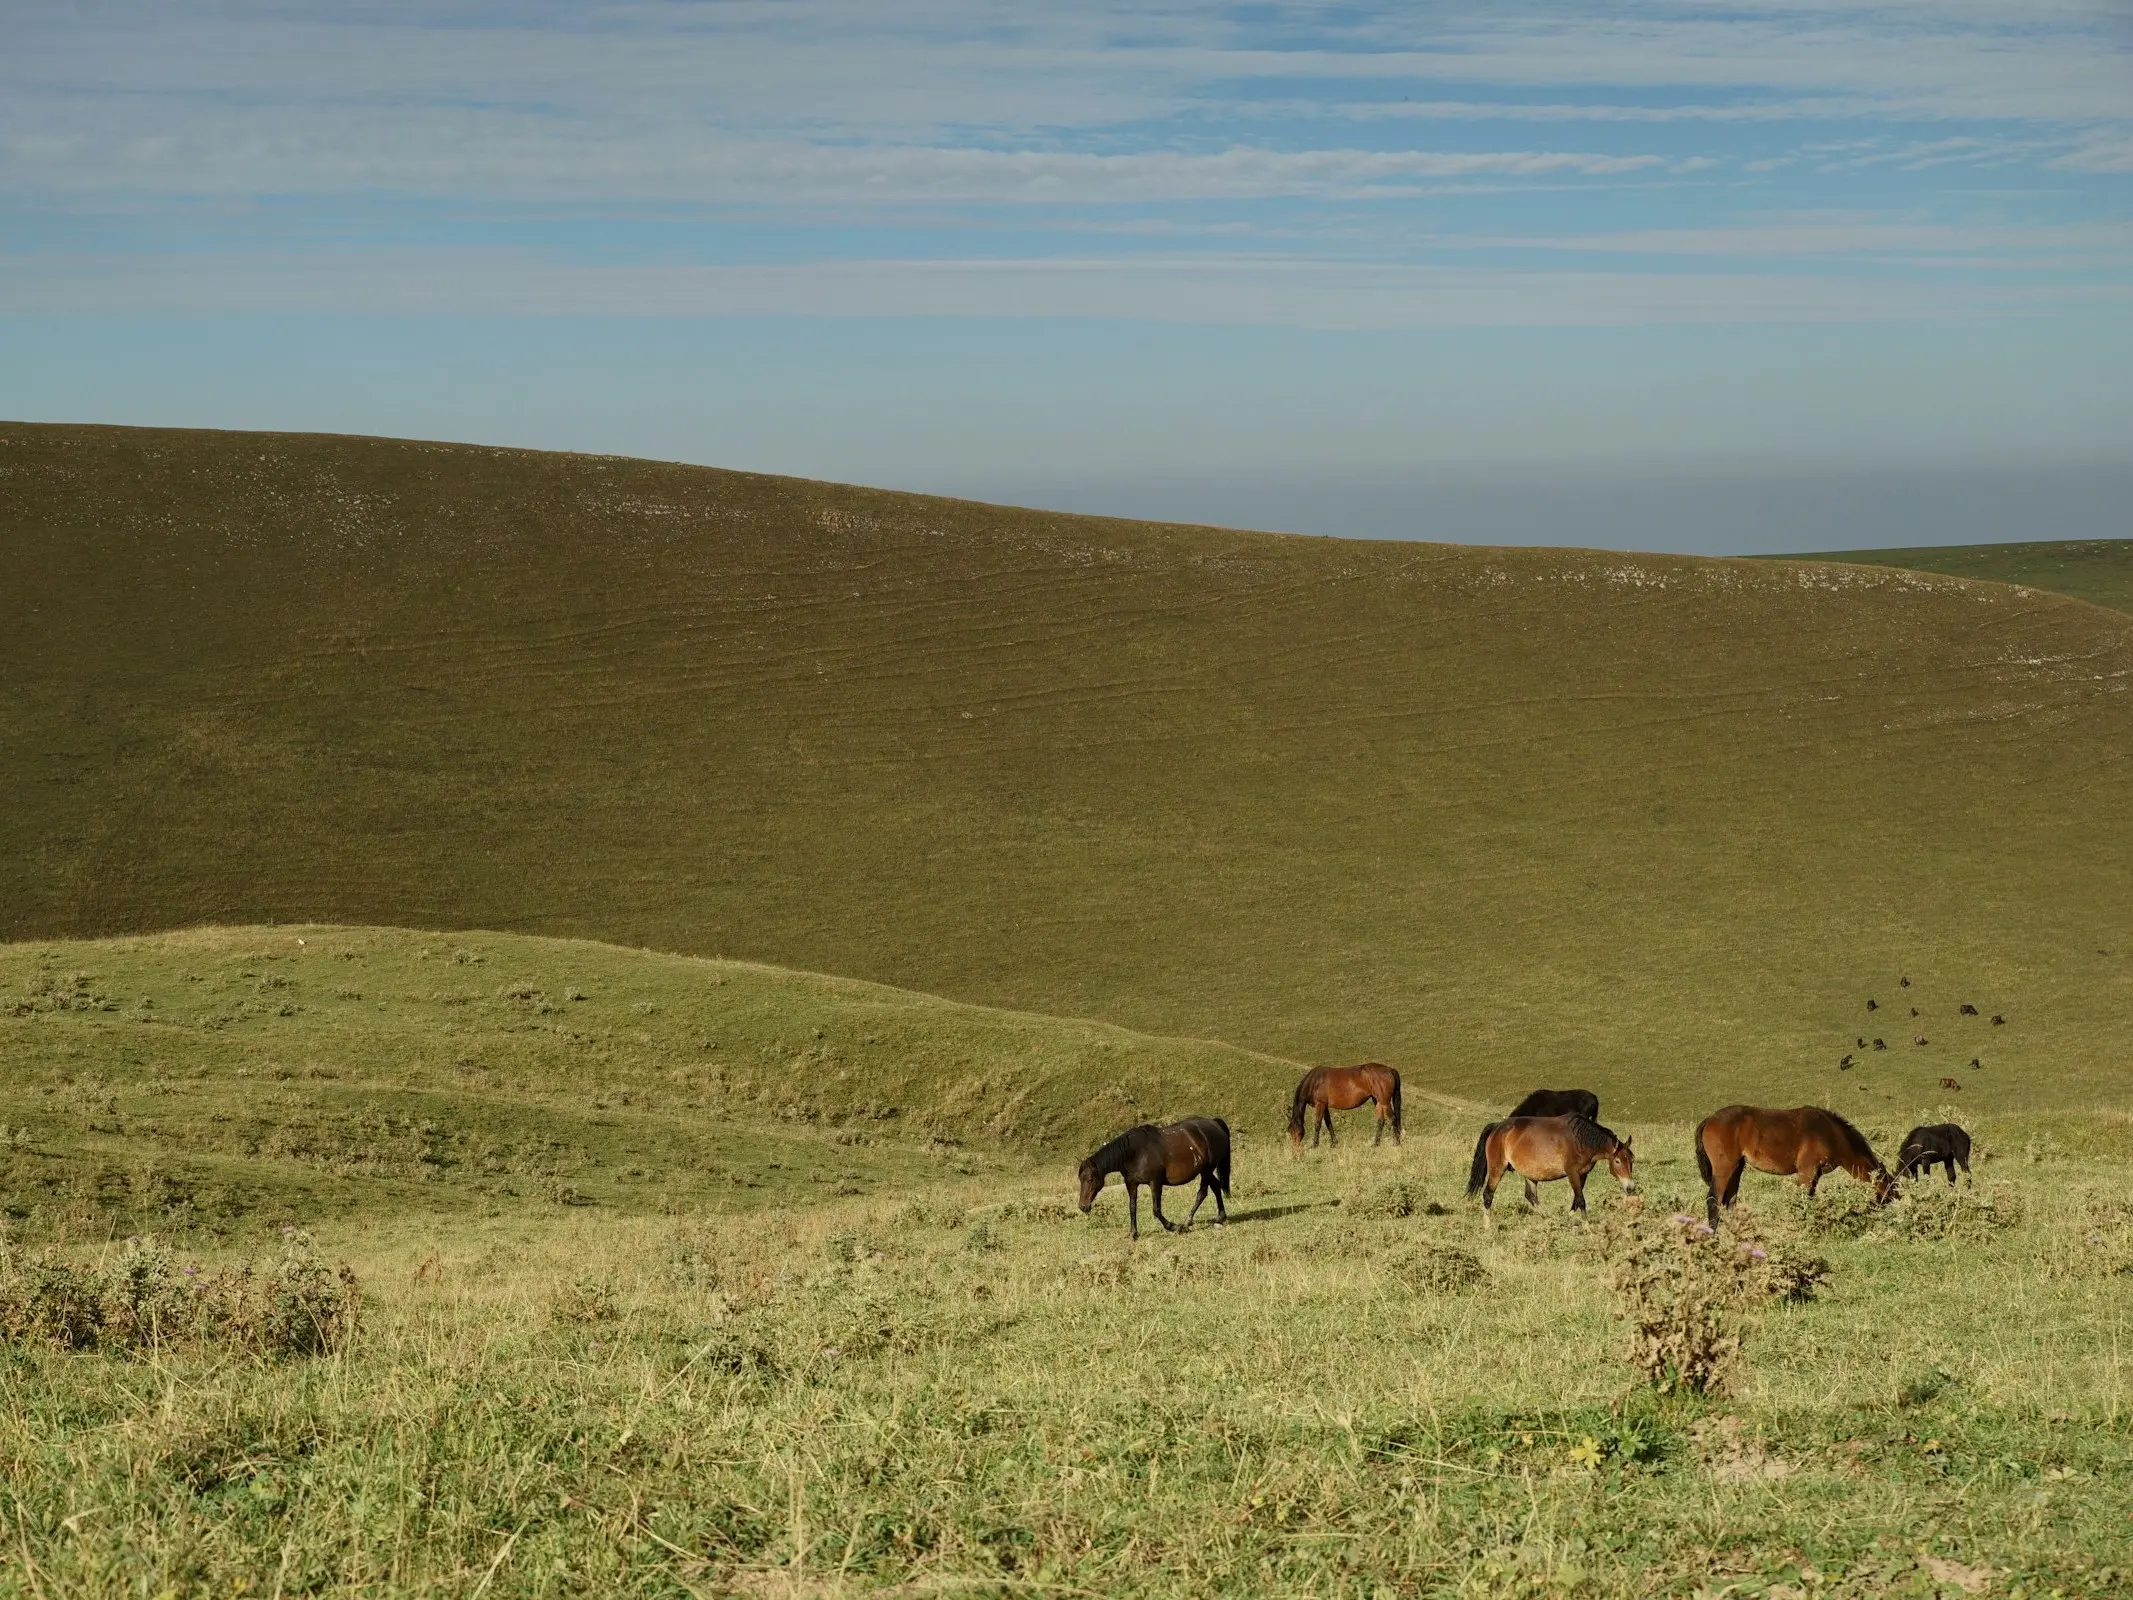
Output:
[
  {"left": 1077, "top": 1117, "right": 1231, "bottom": 1239},
  {"left": 1288, "top": 1063, "right": 1402, "bottom": 1148},
  {"left": 1695, "top": 1105, "right": 1896, "bottom": 1226},
  {"left": 1466, "top": 1114, "right": 1634, "bottom": 1212}
]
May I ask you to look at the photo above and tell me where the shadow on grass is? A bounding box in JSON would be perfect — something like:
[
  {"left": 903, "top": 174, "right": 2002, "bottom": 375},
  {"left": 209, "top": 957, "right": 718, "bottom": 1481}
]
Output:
[{"left": 1221, "top": 1201, "right": 1337, "bottom": 1227}]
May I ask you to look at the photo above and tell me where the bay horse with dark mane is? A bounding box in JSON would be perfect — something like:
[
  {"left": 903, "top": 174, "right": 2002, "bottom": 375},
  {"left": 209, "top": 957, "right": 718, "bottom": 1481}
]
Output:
[
  {"left": 1508, "top": 1088, "right": 1599, "bottom": 1121},
  {"left": 1466, "top": 1114, "right": 1634, "bottom": 1212},
  {"left": 1695, "top": 1105, "right": 1896, "bottom": 1226},
  {"left": 1077, "top": 1117, "right": 1231, "bottom": 1239},
  {"left": 1289, "top": 1063, "right": 1402, "bottom": 1148}
]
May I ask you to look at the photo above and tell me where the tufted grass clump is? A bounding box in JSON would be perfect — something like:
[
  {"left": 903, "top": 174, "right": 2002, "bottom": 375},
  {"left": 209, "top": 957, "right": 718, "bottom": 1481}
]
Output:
[{"left": 1342, "top": 1174, "right": 1428, "bottom": 1218}]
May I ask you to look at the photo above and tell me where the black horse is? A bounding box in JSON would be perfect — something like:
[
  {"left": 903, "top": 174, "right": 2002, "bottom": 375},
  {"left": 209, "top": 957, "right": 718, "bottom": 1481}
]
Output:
[
  {"left": 1508, "top": 1088, "right": 1600, "bottom": 1121},
  {"left": 1077, "top": 1118, "right": 1231, "bottom": 1239},
  {"left": 1897, "top": 1123, "right": 1972, "bottom": 1186}
]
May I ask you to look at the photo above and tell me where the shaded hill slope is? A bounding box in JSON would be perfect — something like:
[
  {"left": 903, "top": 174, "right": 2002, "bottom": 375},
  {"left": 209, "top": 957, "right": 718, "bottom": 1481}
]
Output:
[
  {"left": 6, "top": 422, "right": 2133, "bottom": 1114},
  {"left": 1768, "top": 539, "right": 2133, "bottom": 617}
]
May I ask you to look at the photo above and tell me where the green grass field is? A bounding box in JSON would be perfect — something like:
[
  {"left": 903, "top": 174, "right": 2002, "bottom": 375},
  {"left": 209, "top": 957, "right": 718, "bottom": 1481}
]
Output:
[
  {"left": 4, "top": 927, "right": 2131, "bottom": 1597},
  {"left": 6, "top": 423, "right": 2133, "bottom": 1112}
]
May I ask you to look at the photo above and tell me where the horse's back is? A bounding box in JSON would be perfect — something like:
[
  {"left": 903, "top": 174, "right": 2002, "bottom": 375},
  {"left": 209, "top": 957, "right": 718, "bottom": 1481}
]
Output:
[
  {"left": 1160, "top": 1116, "right": 1227, "bottom": 1182},
  {"left": 1511, "top": 1088, "right": 1599, "bottom": 1120}
]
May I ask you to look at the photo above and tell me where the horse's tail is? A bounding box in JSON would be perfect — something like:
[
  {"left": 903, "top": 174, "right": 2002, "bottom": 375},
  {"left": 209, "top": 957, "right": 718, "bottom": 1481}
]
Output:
[
  {"left": 1214, "top": 1117, "right": 1233, "bottom": 1193},
  {"left": 1389, "top": 1069, "right": 1403, "bottom": 1141},
  {"left": 1694, "top": 1117, "right": 1715, "bottom": 1194},
  {"left": 1288, "top": 1071, "right": 1315, "bottom": 1140},
  {"left": 1466, "top": 1122, "right": 1500, "bottom": 1196}
]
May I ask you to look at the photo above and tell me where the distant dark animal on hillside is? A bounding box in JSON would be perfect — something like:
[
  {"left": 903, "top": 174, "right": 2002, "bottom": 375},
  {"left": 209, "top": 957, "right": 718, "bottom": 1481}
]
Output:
[
  {"left": 1938, "top": 1077, "right": 1961, "bottom": 1091},
  {"left": 1508, "top": 1088, "right": 1600, "bottom": 1122},
  {"left": 1872, "top": 1038, "right": 1887, "bottom": 1050},
  {"left": 1077, "top": 1117, "right": 1230, "bottom": 1239},
  {"left": 1467, "top": 1114, "right": 1633, "bottom": 1213},
  {"left": 1838, "top": 1054, "right": 1854, "bottom": 1069},
  {"left": 1867, "top": 999, "right": 1878, "bottom": 1011},
  {"left": 1856, "top": 1036, "right": 1866, "bottom": 1047},
  {"left": 1694, "top": 1105, "right": 1896, "bottom": 1227},
  {"left": 1959, "top": 1004, "right": 1979, "bottom": 1016},
  {"left": 1289, "top": 1063, "right": 1401, "bottom": 1148},
  {"left": 1898, "top": 1123, "right": 1972, "bottom": 1185},
  {"left": 1910, "top": 1008, "right": 1920, "bottom": 1017},
  {"left": 1900, "top": 976, "right": 1911, "bottom": 987},
  {"left": 1970, "top": 1058, "right": 1981, "bottom": 1069},
  {"left": 1914, "top": 1035, "right": 1928, "bottom": 1046},
  {"left": 1992, "top": 1015, "right": 2006, "bottom": 1025}
]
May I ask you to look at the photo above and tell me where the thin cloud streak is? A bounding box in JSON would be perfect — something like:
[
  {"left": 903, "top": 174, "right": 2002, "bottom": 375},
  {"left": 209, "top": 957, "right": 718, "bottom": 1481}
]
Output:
[{"left": 8, "top": 247, "right": 2125, "bottom": 327}]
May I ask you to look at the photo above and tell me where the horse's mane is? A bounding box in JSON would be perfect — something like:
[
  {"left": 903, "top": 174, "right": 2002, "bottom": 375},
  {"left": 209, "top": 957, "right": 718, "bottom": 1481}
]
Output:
[
  {"left": 1564, "top": 1115, "right": 1620, "bottom": 1154},
  {"left": 1822, "top": 1109, "right": 1877, "bottom": 1162},
  {"left": 1087, "top": 1124, "right": 1156, "bottom": 1169},
  {"left": 1288, "top": 1068, "right": 1322, "bottom": 1135}
]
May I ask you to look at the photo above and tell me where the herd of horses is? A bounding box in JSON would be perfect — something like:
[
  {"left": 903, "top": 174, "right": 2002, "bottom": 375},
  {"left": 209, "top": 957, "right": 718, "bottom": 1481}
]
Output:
[{"left": 1075, "top": 1062, "right": 1975, "bottom": 1238}]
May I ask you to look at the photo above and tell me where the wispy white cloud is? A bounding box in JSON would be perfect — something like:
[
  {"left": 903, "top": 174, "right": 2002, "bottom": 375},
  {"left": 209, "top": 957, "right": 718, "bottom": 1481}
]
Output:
[
  {"left": 7, "top": 244, "right": 2125, "bottom": 327},
  {"left": 0, "top": 124, "right": 1678, "bottom": 202}
]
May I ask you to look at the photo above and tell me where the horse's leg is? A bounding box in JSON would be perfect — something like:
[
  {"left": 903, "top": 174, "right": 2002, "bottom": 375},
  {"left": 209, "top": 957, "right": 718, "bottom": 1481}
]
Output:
[
  {"left": 1372, "top": 1099, "right": 1384, "bottom": 1147},
  {"left": 1127, "top": 1182, "right": 1140, "bottom": 1240},
  {"left": 1943, "top": 1156, "right": 1958, "bottom": 1187},
  {"left": 1717, "top": 1154, "right": 1746, "bottom": 1218},
  {"left": 1523, "top": 1178, "right": 1539, "bottom": 1209},
  {"left": 1482, "top": 1150, "right": 1499, "bottom": 1212},
  {"left": 1570, "top": 1167, "right": 1588, "bottom": 1212},
  {"left": 1153, "top": 1182, "right": 1182, "bottom": 1234},
  {"left": 1184, "top": 1175, "right": 1208, "bottom": 1228},
  {"left": 1802, "top": 1158, "right": 1824, "bottom": 1196},
  {"left": 1323, "top": 1105, "right": 1335, "bottom": 1147},
  {"left": 1957, "top": 1151, "right": 1972, "bottom": 1183}
]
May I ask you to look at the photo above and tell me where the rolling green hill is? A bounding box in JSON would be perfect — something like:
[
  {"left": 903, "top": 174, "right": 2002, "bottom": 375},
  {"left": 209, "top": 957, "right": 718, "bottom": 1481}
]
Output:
[
  {"left": 1770, "top": 539, "right": 2133, "bottom": 617},
  {"left": 6, "top": 422, "right": 2133, "bottom": 1116}
]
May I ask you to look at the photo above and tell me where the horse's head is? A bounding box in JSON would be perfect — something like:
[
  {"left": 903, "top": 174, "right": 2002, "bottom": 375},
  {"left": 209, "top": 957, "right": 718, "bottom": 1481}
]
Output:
[
  {"left": 1871, "top": 1163, "right": 1899, "bottom": 1206},
  {"left": 1607, "top": 1134, "right": 1636, "bottom": 1193},
  {"left": 1076, "top": 1158, "right": 1103, "bottom": 1213}
]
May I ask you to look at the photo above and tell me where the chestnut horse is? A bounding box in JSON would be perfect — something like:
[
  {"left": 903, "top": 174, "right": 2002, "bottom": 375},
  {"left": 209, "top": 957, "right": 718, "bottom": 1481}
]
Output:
[
  {"left": 1288, "top": 1063, "right": 1402, "bottom": 1148},
  {"left": 1077, "top": 1117, "right": 1231, "bottom": 1239},
  {"left": 1466, "top": 1114, "right": 1634, "bottom": 1212},
  {"left": 1695, "top": 1105, "right": 1896, "bottom": 1226}
]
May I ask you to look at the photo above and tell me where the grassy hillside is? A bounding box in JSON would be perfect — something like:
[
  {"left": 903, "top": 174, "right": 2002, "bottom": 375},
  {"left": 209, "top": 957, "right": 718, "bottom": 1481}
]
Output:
[
  {"left": 1773, "top": 539, "right": 2133, "bottom": 617},
  {"left": 0, "top": 926, "right": 1318, "bottom": 1241},
  {"left": 6, "top": 423, "right": 2133, "bottom": 1115}
]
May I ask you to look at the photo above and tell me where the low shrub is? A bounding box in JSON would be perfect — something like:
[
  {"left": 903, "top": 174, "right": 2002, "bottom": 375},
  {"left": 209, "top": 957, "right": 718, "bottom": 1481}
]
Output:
[
  {"left": 1880, "top": 1181, "right": 2023, "bottom": 1242},
  {"left": 1602, "top": 1210, "right": 1827, "bottom": 1395},
  {"left": 0, "top": 1228, "right": 358, "bottom": 1357}
]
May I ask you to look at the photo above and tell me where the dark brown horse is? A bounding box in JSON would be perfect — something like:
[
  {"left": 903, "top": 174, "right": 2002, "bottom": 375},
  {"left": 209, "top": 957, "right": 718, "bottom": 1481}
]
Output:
[
  {"left": 1466, "top": 1114, "right": 1634, "bottom": 1212},
  {"left": 1695, "top": 1105, "right": 1896, "bottom": 1226},
  {"left": 1508, "top": 1088, "right": 1599, "bottom": 1121},
  {"left": 1288, "top": 1063, "right": 1402, "bottom": 1148},
  {"left": 1077, "top": 1117, "right": 1231, "bottom": 1239}
]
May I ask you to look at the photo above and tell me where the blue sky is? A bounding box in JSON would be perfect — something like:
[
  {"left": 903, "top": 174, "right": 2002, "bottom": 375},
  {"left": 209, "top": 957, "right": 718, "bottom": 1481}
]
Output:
[{"left": 3, "top": 2, "right": 2130, "bottom": 552}]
